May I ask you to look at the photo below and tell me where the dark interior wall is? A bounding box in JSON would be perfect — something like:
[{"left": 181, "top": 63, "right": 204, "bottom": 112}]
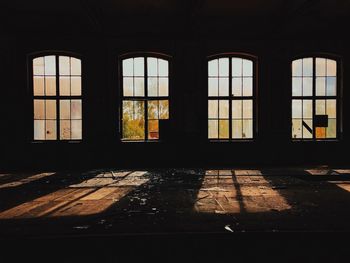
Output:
[{"left": 0, "top": 1, "right": 349, "bottom": 170}]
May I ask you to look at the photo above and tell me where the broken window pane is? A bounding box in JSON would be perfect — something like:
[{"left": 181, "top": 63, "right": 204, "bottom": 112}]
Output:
[
  {"left": 219, "top": 77, "right": 229, "bottom": 96},
  {"left": 148, "top": 100, "right": 159, "bottom": 119},
  {"left": 208, "top": 120, "right": 218, "bottom": 139},
  {"left": 122, "top": 100, "right": 145, "bottom": 140},
  {"left": 208, "top": 100, "right": 218, "bottom": 119},
  {"left": 208, "top": 59, "right": 218, "bottom": 77},
  {"left": 159, "top": 100, "right": 169, "bottom": 119},
  {"left": 34, "top": 76, "right": 45, "bottom": 96}
]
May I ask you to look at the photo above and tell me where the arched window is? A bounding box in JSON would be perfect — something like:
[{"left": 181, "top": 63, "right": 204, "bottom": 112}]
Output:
[
  {"left": 291, "top": 56, "right": 339, "bottom": 140},
  {"left": 208, "top": 55, "right": 256, "bottom": 140},
  {"left": 32, "top": 54, "right": 82, "bottom": 140},
  {"left": 120, "top": 54, "right": 169, "bottom": 141}
]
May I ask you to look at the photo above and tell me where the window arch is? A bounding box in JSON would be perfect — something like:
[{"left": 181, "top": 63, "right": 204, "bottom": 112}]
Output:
[
  {"left": 120, "top": 54, "right": 170, "bottom": 141},
  {"left": 291, "top": 56, "right": 340, "bottom": 140},
  {"left": 208, "top": 54, "right": 256, "bottom": 140},
  {"left": 31, "top": 54, "right": 82, "bottom": 141}
]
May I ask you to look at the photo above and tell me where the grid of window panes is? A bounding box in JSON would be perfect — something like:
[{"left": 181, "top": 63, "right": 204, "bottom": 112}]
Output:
[
  {"left": 121, "top": 57, "right": 169, "bottom": 141},
  {"left": 33, "top": 55, "right": 82, "bottom": 140},
  {"left": 292, "top": 57, "right": 337, "bottom": 139},
  {"left": 208, "top": 57, "right": 254, "bottom": 140}
]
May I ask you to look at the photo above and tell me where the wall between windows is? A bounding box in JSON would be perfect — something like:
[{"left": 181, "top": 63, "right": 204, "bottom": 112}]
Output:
[{"left": 0, "top": 35, "right": 349, "bottom": 170}]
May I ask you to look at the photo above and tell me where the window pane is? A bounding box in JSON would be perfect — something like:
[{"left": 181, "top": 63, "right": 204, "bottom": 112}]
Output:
[
  {"left": 34, "top": 120, "right": 45, "bottom": 140},
  {"left": 134, "top": 57, "right": 144, "bottom": 76},
  {"left": 232, "top": 58, "right": 242, "bottom": 77},
  {"left": 292, "top": 59, "right": 302, "bottom": 76},
  {"left": 159, "top": 77, "right": 168, "bottom": 96},
  {"left": 242, "top": 59, "right": 253, "bottom": 77},
  {"left": 303, "top": 100, "right": 312, "bottom": 119},
  {"left": 316, "top": 127, "right": 326, "bottom": 139},
  {"left": 71, "top": 58, "right": 81, "bottom": 75},
  {"left": 147, "top": 58, "right": 158, "bottom": 76},
  {"left": 219, "top": 58, "right": 229, "bottom": 77},
  {"left": 292, "top": 119, "right": 302, "bottom": 139},
  {"left": 208, "top": 120, "right": 218, "bottom": 139},
  {"left": 46, "top": 100, "right": 56, "bottom": 120},
  {"left": 326, "top": 59, "right": 336, "bottom": 76},
  {"left": 44, "top": 56, "right": 56, "bottom": 75},
  {"left": 326, "top": 119, "right": 336, "bottom": 138},
  {"left": 123, "top": 77, "right": 133, "bottom": 96},
  {"left": 326, "top": 99, "right": 336, "bottom": 118},
  {"left": 122, "top": 100, "right": 145, "bottom": 140},
  {"left": 34, "top": 76, "right": 45, "bottom": 96},
  {"left": 219, "top": 120, "right": 229, "bottom": 139},
  {"left": 243, "top": 77, "right": 253, "bottom": 96},
  {"left": 45, "top": 76, "right": 56, "bottom": 96},
  {"left": 34, "top": 100, "right": 45, "bottom": 119},
  {"left": 219, "top": 77, "right": 229, "bottom": 96},
  {"left": 123, "top": 58, "right": 133, "bottom": 76},
  {"left": 208, "top": 100, "right": 218, "bottom": 119},
  {"left": 316, "top": 100, "right": 326, "bottom": 115},
  {"left": 71, "top": 120, "right": 82, "bottom": 139},
  {"left": 59, "top": 56, "right": 70, "bottom": 75},
  {"left": 158, "top": 59, "right": 168, "bottom": 77},
  {"left": 148, "top": 100, "right": 159, "bottom": 119},
  {"left": 60, "top": 120, "right": 71, "bottom": 140},
  {"left": 219, "top": 100, "right": 229, "bottom": 119},
  {"left": 208, "top": 59, "right": 218, "bottom": 77},
  {"left": 232, "top": 78, "right": 242, "bottom": 97},
  {"left": 33, "top": 57, "right": 44, "bottom": 75},
  {"left": 148, "top": 120, "right": 159, "bottom": 139},
  {"left": 208, "top": 77, "right": 218, "bottom": 96},
  {"left": 71, "top": 100, "right": 82, "bottom": 120},
  {"left": 316, "top": 58, "right": 326, "bottom": 76},
  {"left": 303, "top": 119, "right": 313, "bottom": 139},
  {"left": 59, "top": 76, "right": 70, "bottom": 96},
  {"left": 303, "top": 58, "right": 313, "bottom": 77},
  {"left": 243, "top": 100, "right": 253, "bottom": 119},
  {"left": 243, "top": 119, "right": 253, "bottom": 138},
  {"left": 316, "top": 77, "right": 325, "bottom": 96},
  {"left": 326, "top": 77, "right": 336, "bottom": 96},
  {"left": 232, "top": 120, "right": 242, "bottom": 139},
  {"left": 122, "top": 101, "right": 133, "bottom": 119},
  {"left": 292, "top": 77, "right": 302, "bottom": 96},
  {"left": 148, "top": 77, "right": 158, "bottom": 96},
  {"left": 46, "top": 120, "right": 57, "bottom": 140},
  {"left": 134, "top": 77, "right": 145, "bottom": 96},
  {"left": 71, "top": 77, "right": 81, "bottom": 96},
  {"left": 159, "top": 100, "right": 169, "bottom": 119},
  {"left": 60, "top": 100, "right": 70, "bottom": 119},
  {"left": 303, "top": 77, "right": 312, "bottom": 96},
  {"left": 232, "top": 100, "right": 242, "bottom": 119},
  {"left": 292, "top": 100, "right": 302, "bottom": 118}
]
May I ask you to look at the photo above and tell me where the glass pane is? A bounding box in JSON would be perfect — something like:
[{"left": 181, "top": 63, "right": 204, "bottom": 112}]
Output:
[
  {"left": 303, "top": 119, "right": 313, "bottom": 139},
  {"left": 34, "top": 100, "right": 45, "bottom": 119},
  {"left": 303, "top": 58, "right": 313, "bottom": 77},
  {"left": 33, "top": 57, "right": 44, "bottom": 75},
  {"left": 148, "top": 77, "right": 158, "bottom": 96},
  {"left": 45, "top": 120, "right": 56, "bottom": 140},
  {"left": 243, "top": 119, "right": 253, "bottom": 139},
  {"left": 326, "top": 99, "right": 336, "bottom": 118},
  {"left": 45, "top": 76, "right": 56, "bottom": 96},
  {"left": 303, "top": 77, "right": 312, "bottom": 96},
  {"left": 219, "top": 78, "right": 229, "bottom": 96},
  {"left": 208, "top": 78, "right": 218, "bottom": 96},
  {"left": 123, "top": 77, "right": 133, "bottom": 96},
  {"left": 292, "top": 119, "right": 302, "bottom": 139},
  {"left": 123, "top": 58, "right": 133, "bottom": 76},
  {"left": 326, "top": 119, "right": 336, "bottom": 138},
  {"left": 316, "top": 77, "right": 325, "bottom": 96},
  {"left": 148, "top": 100, "right": 159, "bottom": 119},
  {"left": 292, "top": 77, "right": 302, "bottom": 96},
  {"left": 316, "top": 100, "right": 326, "bottom": 115},
  {"left": 292, "top": 100, "right": 302, "bottom": 118},
  {"left": 71, "top": 77, "right": 81, "bottom": 96},
  {"left": 71, "top": 100, "right": 82, "bottom": 120},
  {"left": 316, "top": 58, "right": 326, "bottom": 76},
  {"left": 59, "top": 76, "right": 70, "bottom": 96},
  {"left": 60, "top": 120, "right": 71, "bottom": 140},
  {"left": 122, "top": 101, "right": 133, "bottom": 119},
  {"left": 148, "top": 120, "right": 159, "bottom": 139},
  {"left": 46, "top": 100, "right": 56, "bottom": 120},
  {"left": 59, "top": 56, "right": 70, "bottom": 75},
  {"left": 232, "top": 120, "right": 242, "bottom": 139},
  {"left": 326, "top": 77, "right": 336, "bottom": 96},
  {"left": 303, "top": 100, "right": 312, "bottom": 119},
  {"left": 219, "top": 120, "right": 229, "bottom": 139},
  {"left": 242, "top": 77, "right": 253, "bottom": 96},
  {"left": 158, "top": 59, "right": 168, "bottom": 77},
  {"left": 242, "top": 59, "right": 253, "bottom": 77},
  {"left": 60, "top": 100, "right": 70, "bottom": 120},
  {"left": 316, "top": 127, "right": 326, "bottom": 139},
  {"left": 122, "top": 100, "right": 145, "bottom": 140},
  {"left": 219, "top": 100, "right": 229, "bottom": 119},
  {"left": 34, "top": 120, "right": 45, "bottom": 140},
  {"left": 208, "top": 59, "right": 218, "bottom": 77},
  {"left": 208, "top": 120, "right": 218, "bottom": 139},
  {"left": 134, "top": 77, "right": 144, "bottom": 96},
  {"left": 326, "top": 59, "right": 336, "bottom": 76},
  {"left": 232, "top": 58, "right": 242, "bottom": 77},
  {"left": 71, "top": 57, "right": 81, "bottom": 75},
  {"left": 33, "top": 76, "right": 44, "bottom": 96},
  {"left": 44, "top": 56, "right": 56, "bottom": 75},
  {"left": 159, "top": 77, "right": 168, "bottom": 96},
  {"left": 208, "top": 100, "right": 218, "bottom": 119},
  {"left": 232, "top": 78, "right": 242, "bottom": 96},
  {"left": 134, "top": 101, "right": 145, "bottom": 120},
  {"left": 243, "top": 100, "right": 252, "bottom": 119},
  {"left": 147, "top": 57, "right": 158, "bottom": 76},
  {"left": 159, "top": 100, "right": 169, "bottom": 119},
  {"left": 232, "top": 100, "right": 242, "bottom": 119},
  {"left": 134, "top": 57, "right": 144, "bottom": 76},
  {"left": 71, "top": 120, "right": 82, "bottom": 139},
  {"left": 292, "top": 59, "right": 302, "bottom": 76},
  {"left": 219, "top": 58, "right": 229, "bottom": 77}
]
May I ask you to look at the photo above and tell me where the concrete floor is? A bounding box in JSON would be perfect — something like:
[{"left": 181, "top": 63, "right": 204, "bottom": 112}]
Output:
[{"left": 1, "top": 167, "right": 350, "bottom": 261}]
